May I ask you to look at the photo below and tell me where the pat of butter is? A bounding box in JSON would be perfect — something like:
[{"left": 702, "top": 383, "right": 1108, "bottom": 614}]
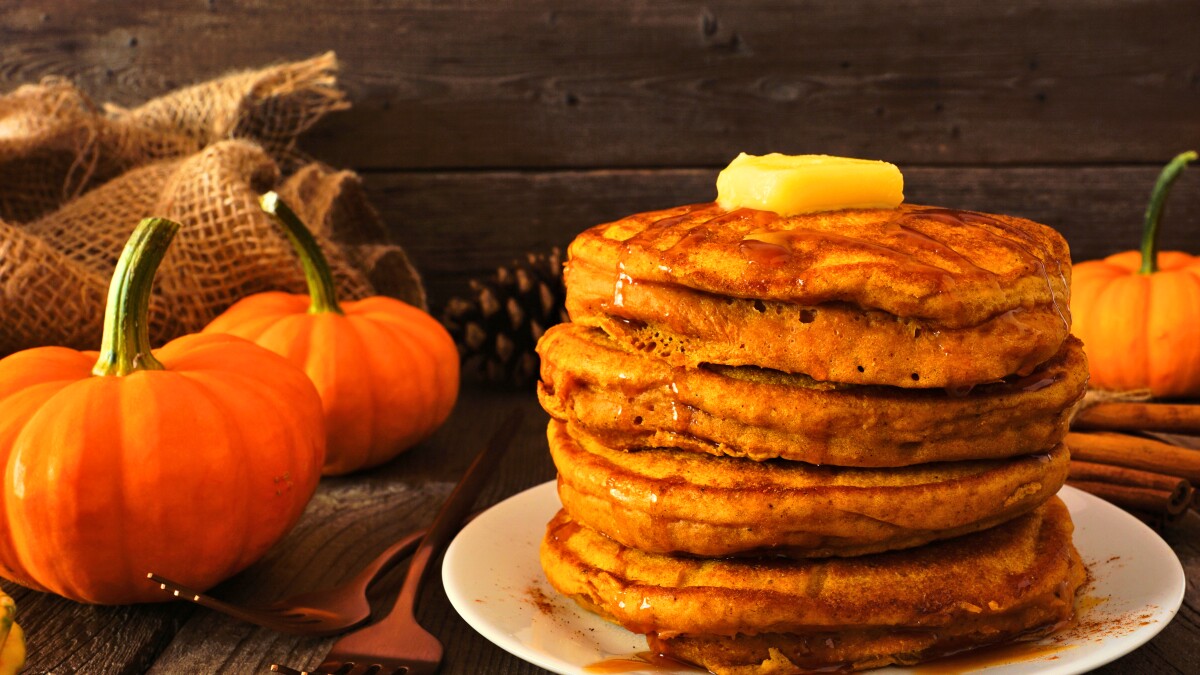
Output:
[{"left": 716, "top": 153, "right": 904, "bottom": 215}]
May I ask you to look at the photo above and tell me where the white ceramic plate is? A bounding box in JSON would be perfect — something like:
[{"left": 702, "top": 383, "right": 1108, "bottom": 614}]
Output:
[{"left": 443, "top": 482, "right": 1185, "bottom": 674}]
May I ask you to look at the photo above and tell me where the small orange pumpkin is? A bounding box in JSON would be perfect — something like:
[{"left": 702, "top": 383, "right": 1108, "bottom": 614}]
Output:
[
  {"left": 1072, "top": 151, "right": 1199, "bottom": 397},
  {"left": 0, "top": 218, "right": 325, "bottom": 604},
  {"left": 204, "top": 193, "right": 459, "bottom": 474}
]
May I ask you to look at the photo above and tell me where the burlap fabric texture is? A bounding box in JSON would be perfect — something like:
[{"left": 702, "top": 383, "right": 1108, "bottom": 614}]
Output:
[{"left": 0, "top": 53, "right": 424, "bottom": 356}]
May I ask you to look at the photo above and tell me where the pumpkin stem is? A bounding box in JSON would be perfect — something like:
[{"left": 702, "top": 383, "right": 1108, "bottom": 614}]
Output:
[
  {"left": 92, "top": 218, "right": 181, "bottom": 377},
  {"left": 1140, "top": 150, "right": 1197, "bottom": 275},
  {"left": 260, "top": 191, "right": 344, "bottom": 315}
]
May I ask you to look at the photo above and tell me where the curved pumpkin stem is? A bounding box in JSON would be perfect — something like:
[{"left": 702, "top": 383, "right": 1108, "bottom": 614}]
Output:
[
  {"left": 260, "top": 191, "right": 344, "bottom": 315},
  {"left": 92, "top": 218, "right": 181, "bottom": 377},
  {"left": 1140, "top": 150, "right": 1197, "bottom": 275}
]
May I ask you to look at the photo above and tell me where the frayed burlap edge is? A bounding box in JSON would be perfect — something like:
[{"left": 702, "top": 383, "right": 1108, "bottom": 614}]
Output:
[
  {"left": 106, "top": 51, "right": 350, "bottom": 173},
  {"left": 1069, "top": 387, "right": 1155, "bottom": 425}
]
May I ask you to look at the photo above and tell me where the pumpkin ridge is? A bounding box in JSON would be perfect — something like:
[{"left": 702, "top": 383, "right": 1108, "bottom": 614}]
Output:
[
  {"left": 190, "top": 367, "right": 266, "bottom": 571},
  {"left": 346, "top": 312, "right": 433, "bottom": 468},
  {"left": 152, "top": 370, "right": 250, "bottom": 581},
  {"left": 339, "top": 316, "right": 381, "bottom": 470},
  {"left": 1082, "top": 272, "right": 1120, "bottom": 388},
  {"left": 301, "top": 313, "right": 368, "bottom": 473},
  {"left": 177, "top": 366, "right": 319, "bottom": 575},
  {"left": 207, "top": 299, "right": 302, "bottom": 341},
  {"left": 11, "top": 378, "right": 117, "bottom": 600},
  {"left": 0, "top": 383, "right": 77, "bottom": 593},
  {"left": 109, "top": 378, "right": 132, "bottom": 602},
  {"left": 254, "top": 313, "right": 318, "bottom": 365}
]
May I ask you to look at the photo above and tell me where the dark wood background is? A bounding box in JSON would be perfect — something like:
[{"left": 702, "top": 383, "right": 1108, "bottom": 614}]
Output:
[
  {"left": 4, "top": 0, "right": 1198, "bottom": 309},
  {"left": 3, "top": 1, "right": 1200, "bottom": 673}
]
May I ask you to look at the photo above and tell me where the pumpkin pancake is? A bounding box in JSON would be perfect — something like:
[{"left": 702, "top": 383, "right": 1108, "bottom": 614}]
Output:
[
  {"left": 539, "top": 323, "right": 1086, "bottom": 466},
  {"left": 565, "top": 202, "right": 1072, "bottom": 387},
  {"left": 547, "top": 419, "right": 1069, "bottom": 557},
  {"left": 540, "top": 498, "right": 1085, "bottom": 674}
]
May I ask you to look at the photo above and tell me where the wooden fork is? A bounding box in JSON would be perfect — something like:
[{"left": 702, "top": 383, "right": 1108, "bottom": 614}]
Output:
[{"left": 271, "top": 408, "right": 524, "bottom": 675}]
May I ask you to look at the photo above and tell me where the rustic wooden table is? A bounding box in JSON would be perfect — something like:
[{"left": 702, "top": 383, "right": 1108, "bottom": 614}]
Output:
[{"left": 4, "top": 385, "right": 1197, "bottom": 674}]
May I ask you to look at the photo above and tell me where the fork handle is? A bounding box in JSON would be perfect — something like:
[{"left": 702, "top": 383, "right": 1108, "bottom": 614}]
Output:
[
  {"left": 385, "top": 408, "right": 524, "bottom": 620},
  {"left": 338, "top": 507, "right": 485, "bottom": 595}
]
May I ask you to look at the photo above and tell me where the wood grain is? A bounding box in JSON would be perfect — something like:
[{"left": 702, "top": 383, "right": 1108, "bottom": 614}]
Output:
[
  {"left": 3, "top": 1, "right": 1200, "bottom": 672},
  {"left": 372, "top": 165, "right": 1200, "bottom": 309},
  {"left": 0, "top": 582, "right": 188, "bottom": 674},
  {"left": 142, "top": 390, "right": 554, "bottom": 673},
  {"left": 2, "top": 1, "right": 1197, "bottom": 169}
]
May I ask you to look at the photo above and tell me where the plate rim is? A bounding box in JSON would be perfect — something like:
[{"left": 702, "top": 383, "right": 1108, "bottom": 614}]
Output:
[{"left": 443, "top": 481, "right": 1186, "bottom": 675}]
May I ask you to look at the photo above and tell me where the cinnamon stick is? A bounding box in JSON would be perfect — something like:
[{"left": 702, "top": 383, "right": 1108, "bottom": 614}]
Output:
[
  {"left": 1066, "top": 431, "right": 1200, "bottom": 485},
  {"left": 1068, "top": 459, "right": 1190, "bottom": 495},
  {"left": 1066, "top": 480, "right": 1188, "bottom": 517},
  {"left": 1073, "top": 402, "right": 1200, "bottom": 435}
]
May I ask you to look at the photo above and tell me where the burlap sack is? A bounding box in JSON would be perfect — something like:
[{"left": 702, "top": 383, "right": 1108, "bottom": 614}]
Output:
[
  {"left": 0, "top": 52, "right": 349, "bottom": 224},
  {"left": 278, "top": 163, "right": 427, "bottom": 308},
  {"left": 0, "top": 53, "right": 425, "bottom": 355},
  {"left": 0, "top": 79, "right": 197, "bottom": 223},
  {"left": 105, "top": 51, "right": 349, "bottom": 173},
  {"left": 0, "top": 218, "right": 110, "bottom": 352}
]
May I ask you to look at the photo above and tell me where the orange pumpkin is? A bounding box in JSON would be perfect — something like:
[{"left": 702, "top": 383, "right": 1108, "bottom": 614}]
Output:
[
  {"left": 1072, "top": 151, "right": 1199, "bottom": 397},
  {"left": 0, "top": 218, "right": 325, "bottom": 604},
  {"left": 204, "top": 193, "right": 459, "bottom": 475}
]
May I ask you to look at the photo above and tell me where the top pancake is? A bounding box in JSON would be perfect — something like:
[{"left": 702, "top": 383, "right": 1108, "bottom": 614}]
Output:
[
  {"left": 566, "top": 203, "right": 1072, "bottom": 386},
  {"left": 569, "top": 202, "right": 1071, "bottom": 328}
]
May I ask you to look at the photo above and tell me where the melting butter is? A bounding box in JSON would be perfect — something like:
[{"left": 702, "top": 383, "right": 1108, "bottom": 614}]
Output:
[{"left": 716, "top": 153, "right": 904, "bottom": 215}]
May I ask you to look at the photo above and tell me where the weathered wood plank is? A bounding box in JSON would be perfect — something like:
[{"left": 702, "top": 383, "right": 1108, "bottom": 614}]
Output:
[
  {"left": 370, "top": 165, "right": 1200, "bottom": 309},
  {"left": 1, "top": 1, "right": 1197, "bottom": 169},
  {"left": 0, "top": 581, "right": 190, "bottom": 674}
]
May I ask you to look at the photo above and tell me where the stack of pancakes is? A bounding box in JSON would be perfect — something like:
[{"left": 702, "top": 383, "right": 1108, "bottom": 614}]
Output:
[{"left": 537, "top": 201, "right": 1088, "bottom": 673}]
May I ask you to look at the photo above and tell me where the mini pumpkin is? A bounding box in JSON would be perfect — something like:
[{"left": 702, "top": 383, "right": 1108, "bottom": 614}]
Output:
[
  {"left": 204, "top": 193, "right": 459, "bottom": 475},
  {"left": 0, "top": 590, "right": 23, "bottom": 675},
  {"left": 1071, "top": 151, "right": 1199, "bottom": 397},
  {"left": 0, "top": 218, "right": 325, "bottom": 604}
]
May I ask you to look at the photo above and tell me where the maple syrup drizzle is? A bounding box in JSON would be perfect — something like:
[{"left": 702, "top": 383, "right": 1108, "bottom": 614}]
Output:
[
  {"left": 740, "top": 227, "right": 966, "bottom": 292},
  {"left": 916, "top": 208, "right": 1070, "bottom": 331},
  {"left": 603, "top": 203, "right": 1067, "bottom": 387},
  {"left": 611, "top": 204, "right": 1063, "bottom": 324}
]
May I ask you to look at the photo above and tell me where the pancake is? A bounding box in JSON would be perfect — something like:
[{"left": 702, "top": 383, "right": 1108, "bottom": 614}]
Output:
[
  {"left": 565, "top": 202, "right": 1072, "bottom": 387},
  {"left": 539, "top": 323, "right": 1086, "bottom": 466},
  {"left": 540, "top": 498, "right": 1085, "bottom": 673},
  {"left": 548, "top": 419, "right": 1069, "bottom": 557}
]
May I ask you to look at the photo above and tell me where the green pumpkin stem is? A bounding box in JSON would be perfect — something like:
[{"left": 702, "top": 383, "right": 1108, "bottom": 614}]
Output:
[
  {"left": 260, "top": 191, "right": 344, "bottom": 315},
  {"left": 1140, "top": 150, "right": 1197, "bottom": 275},
  {"left": 92, "top": 218, "right": 181, "bottom": 377}
]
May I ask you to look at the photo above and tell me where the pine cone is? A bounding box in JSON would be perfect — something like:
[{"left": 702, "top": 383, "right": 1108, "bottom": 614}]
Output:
[{"left": 441, "top": 247, "right": 569, "bottom": 387}]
